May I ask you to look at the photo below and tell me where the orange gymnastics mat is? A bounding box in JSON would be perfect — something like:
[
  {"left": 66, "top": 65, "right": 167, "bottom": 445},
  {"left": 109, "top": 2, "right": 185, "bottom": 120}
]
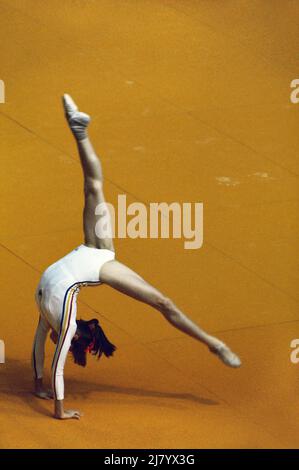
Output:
[{"left": 0, "top": 1, "right": 299, "bottom": 448}]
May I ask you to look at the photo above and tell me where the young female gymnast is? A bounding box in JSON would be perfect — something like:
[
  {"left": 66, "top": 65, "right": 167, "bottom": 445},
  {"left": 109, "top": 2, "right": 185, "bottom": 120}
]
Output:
[{"left": 32, "top": 95, "right": 241, "bottom": 420}]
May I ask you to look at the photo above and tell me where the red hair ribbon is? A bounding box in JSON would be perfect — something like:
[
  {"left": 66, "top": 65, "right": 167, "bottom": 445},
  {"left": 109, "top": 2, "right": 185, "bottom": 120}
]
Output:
[{"left": 85, "top": 339, "right": 95, "bottom": 353}]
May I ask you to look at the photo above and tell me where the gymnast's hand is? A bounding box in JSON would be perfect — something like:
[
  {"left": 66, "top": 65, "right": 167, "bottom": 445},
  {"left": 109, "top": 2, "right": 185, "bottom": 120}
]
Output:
[
  {"left": 35, "top": 389, "right": 54, "bottom": 400},
  {"left": 56, "top": 409, "right": 82, "bottom": 420},
  {"left": 54, "top": 399, "right": 82, "bottom": 420},
  {"left": 34, "top": 378, "right": 54, "bottom": 400}
]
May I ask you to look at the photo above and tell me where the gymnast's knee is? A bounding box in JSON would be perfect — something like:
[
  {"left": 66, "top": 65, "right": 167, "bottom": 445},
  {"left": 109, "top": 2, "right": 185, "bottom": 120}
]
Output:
[
  {"left": 155, "top": 295, "right": 174, "bottom": 316},
  {"left": 84, "top": 177, "right": 103, "bottom": 196}
]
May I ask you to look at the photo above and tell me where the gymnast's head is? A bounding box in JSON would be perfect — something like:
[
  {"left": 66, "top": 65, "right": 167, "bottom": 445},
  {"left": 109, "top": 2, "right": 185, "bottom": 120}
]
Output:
[{"left": 70, "top": 318, "right": 116, "bottom": 367}]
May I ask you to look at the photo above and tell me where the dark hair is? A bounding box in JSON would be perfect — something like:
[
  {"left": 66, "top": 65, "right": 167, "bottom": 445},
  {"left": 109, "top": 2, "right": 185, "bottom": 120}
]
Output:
[{"left": 71, "top": 318, "right": 116, "bottom": 367}]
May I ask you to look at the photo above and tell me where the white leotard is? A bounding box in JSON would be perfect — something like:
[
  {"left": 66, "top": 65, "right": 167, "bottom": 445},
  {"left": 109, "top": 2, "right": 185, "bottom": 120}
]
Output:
[{"left": 32, "top": 245, "right": 115, "bottom": 400}]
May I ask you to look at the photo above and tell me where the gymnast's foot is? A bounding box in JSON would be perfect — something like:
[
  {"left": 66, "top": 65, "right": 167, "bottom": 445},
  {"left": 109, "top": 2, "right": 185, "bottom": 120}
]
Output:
[
  {"left": 62, "top": 93, "right": 90, "bottom": 141},
  {"left": 209, "top": 342, "right": 242, "bottom": 368}
]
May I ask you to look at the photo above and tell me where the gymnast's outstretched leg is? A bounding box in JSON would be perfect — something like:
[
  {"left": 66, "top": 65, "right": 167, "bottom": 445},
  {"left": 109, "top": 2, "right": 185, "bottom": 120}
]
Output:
[
  {"left": 63, "top": 94, "right": 113, "bottom": 251},
  {"left": 100, "top": 261, "right": 241, "bottom": 366},
  {"left": 63, "top": 95, "right": 241, "bottom": 368}
]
